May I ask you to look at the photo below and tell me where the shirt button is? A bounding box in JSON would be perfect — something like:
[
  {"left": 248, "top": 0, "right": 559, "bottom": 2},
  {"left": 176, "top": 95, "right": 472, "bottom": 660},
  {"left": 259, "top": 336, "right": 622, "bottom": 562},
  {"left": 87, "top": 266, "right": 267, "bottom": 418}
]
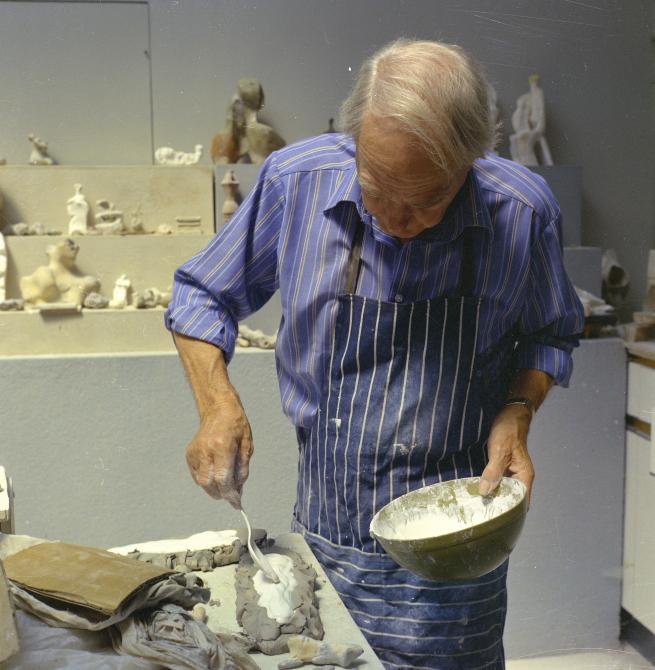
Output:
[{"left": 394, "top": 294, "right": 403, "bottom": 303}]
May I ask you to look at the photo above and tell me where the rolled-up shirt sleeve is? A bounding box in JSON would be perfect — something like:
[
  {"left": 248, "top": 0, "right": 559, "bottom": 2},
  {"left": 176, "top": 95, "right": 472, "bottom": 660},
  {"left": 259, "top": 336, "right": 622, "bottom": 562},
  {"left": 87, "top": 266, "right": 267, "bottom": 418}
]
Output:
[
  {"left": 513, "top": 211, "right": 585, "bottom": 387},
  {"left": 165, "top": 154, "right": 285, "bottom": 362}
]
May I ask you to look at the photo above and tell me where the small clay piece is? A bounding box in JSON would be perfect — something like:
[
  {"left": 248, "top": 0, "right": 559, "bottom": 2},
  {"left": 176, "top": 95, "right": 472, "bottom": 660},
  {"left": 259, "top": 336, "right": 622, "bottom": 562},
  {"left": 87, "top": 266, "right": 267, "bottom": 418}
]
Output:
[
  {"left": 134, "top": 287, "right": 171, "bottom": 309},
  {"left": 509, "top": 74, "right": 553, "bottom": 166},
  {"left": 154, "top": 144, "right": 203, "bottom": 166},
  {"left": 126, "top": 205, "right": 145, "bottom": 234},
  {"left": 4, "top": 223, "right": 29, "bottom": 236},
  {"left": 28, "top": 132, "right": 55, "bottom": 165},
  {"left": 191, "top": 603, "right": 208, "bottom": 623},
  {"left": 0, "top": 299, "right": 24, "bottom": 311},
  {"left": 94, "top": 199, "right": 124, "bottom": 235},
  {"left": 236, "top": 549, "right": 324, "bottom": 655},
  {"left": 19, "top": 238, "right": 99, "bottom": 308},
  {"left": 109, "top": 274, "right": 132, "bottom": 309},
  {"left": 4, "top": 222, "right": 58, "bottom": 236},
  {"left": 221, "top": 170, "right": 241, "bottom": 224},
  {"left": 238, "top": 323, "right": 277, "bottom": 349},
  {"left": 0, "top": 232, "right": 6, "bottom": 302},
  {"left": 67, "top": 184, "right": 90, "bottom": 235},
  {"left": 83, "top": 292, "right": 109, "bottom": 309},
  {"left": 157, "top": 224, "right": 173, "bottom": 235},
  {"left": 280, "top": 635, "right": 364, "bottom": 668}
]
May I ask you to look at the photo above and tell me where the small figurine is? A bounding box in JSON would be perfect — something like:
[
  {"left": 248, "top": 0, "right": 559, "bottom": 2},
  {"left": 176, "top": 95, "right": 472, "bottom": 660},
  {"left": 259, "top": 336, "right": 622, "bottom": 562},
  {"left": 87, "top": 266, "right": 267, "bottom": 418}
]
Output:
[
  {"left": 126, "top": 205, "right": 145, "bottom": 234},
  {"left": 28, "top": 133, "right": 56, "bottom": 165},
  {"left": 19, "top": 238, "right": 99, "bottom": 308},
  {"left": 221, "top": 170, "right": 241, "bottom": 224},
  {"left": 67, "top": 184, "right": 90, "bottom": 235},
  {"left": 509, "top": 74, "right": 553, "bottom": 166},
  {"left": 94, "top": 199, "right": 124, "bottom": 235},
  {"left": 154, "top": 144, "right": 203, "bottom": 166},
  {"left": 109, "top": 274, "right": 132, "bottom": 309}
]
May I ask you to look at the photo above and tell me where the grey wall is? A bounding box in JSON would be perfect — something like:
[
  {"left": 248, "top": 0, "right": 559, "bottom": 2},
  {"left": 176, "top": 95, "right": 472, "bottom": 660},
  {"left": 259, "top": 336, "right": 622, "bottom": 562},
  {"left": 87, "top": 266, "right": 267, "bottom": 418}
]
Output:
[{"left": 0, "top": 0, "right": 653, "bottom": 315}]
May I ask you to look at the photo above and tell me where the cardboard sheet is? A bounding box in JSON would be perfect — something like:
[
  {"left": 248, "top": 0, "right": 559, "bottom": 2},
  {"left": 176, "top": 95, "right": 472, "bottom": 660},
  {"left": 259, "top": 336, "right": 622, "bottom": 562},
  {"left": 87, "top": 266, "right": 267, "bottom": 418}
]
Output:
[{"left": 4, "top": 541, "right": 172, "bottom": 615}]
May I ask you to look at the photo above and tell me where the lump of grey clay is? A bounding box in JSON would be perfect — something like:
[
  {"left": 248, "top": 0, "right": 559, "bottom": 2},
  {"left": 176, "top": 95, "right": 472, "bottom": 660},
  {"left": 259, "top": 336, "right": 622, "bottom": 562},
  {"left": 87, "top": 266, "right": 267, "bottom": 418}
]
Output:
[
  {"left": 124, "top": 538, "right": 249, "bottom": 573},
  {"left": 0, "top": 299, "right": 24, "bottom": 311},
  {"left": 235, "top": 549, "right": 324, "bottom": 656},
  {"left": 83, "top": 292, "right": 109, "bottom": 309}
]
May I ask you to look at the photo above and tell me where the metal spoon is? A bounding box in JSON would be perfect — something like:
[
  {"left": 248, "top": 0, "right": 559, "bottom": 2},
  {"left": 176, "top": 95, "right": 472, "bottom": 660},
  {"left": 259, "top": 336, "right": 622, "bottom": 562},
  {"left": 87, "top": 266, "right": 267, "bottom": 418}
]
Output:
[{"left": 240, "top": 509, "right": 280, "bottom": 583}]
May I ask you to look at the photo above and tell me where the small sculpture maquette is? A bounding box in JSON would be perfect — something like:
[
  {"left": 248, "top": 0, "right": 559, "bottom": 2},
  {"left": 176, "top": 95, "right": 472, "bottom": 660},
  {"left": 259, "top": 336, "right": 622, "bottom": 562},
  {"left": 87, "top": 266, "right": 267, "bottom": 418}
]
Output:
[
  {"left": 19, "top": 238, "right": 100, "bottom": 309},
  {"left": 509, "top": 74, "right": 553, "bottom": 167},
  {"left": 278, "top": 635, "right": 364, "bottom": 669},
  {"left": 94, "top": 199, "right": 124, "bottom": 235},
  {"left": 221, "top": 170, "right": 241, "bottom": 224},
  {"left": 28, "top": 133, "right": 56, "bottom": 165},
  {"left": 67, "top": 184, "right": 90, "bottom": 235},
  {"left": 211, "top": 78, "right": 286, "bottom": 165},
  {"left": 154, "top": 144, "right": 203, "bottom": 166}
]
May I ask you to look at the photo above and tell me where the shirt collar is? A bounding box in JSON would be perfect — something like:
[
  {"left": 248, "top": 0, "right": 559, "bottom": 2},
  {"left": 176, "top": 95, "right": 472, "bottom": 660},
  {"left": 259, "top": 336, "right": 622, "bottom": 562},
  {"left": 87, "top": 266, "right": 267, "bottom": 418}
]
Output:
[{"left": 323, "top": 161, "right": 494, "bottom": 245}]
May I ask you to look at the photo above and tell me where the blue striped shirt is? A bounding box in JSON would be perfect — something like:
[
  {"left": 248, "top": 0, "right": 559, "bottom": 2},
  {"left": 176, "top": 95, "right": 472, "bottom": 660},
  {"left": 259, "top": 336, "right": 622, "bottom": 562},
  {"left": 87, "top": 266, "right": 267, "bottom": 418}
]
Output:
[{"left": 166, "top": 134, "right": 584, "bottom": 428}]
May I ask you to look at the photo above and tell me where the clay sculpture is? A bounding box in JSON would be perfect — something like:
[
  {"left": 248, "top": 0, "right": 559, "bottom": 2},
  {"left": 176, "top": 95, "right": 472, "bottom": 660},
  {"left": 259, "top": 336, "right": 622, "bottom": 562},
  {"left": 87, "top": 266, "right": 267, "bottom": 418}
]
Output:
[
  {"left": 94, "top": 199, "right": 124, "bottom": 235},
  {"left": 19, "top": 238, "right": 99, "bottom": 309},
  {"left": 239, "top": 78, "right": 286, "bottom": 164},
  {"left": 236, "top": 549, "right": 323, "bottom": 655},
  {"left": 278, "top": 635, "right": 364, "bottom": 669},
  {"left": 109, "top": 274, "right": 132, "bottom": 309},
  {"left": 237, "top": 324, "right": 277, "bottom": 349},
  {"left": 28, "top": 133, "right": 55, "bottom": 165},
  {"left": 154, "top": 144, "right": 203, "bottom": 166},
  {"left": 211, "top": 78, "right": 285, "bottom": 165},
  {"left": 509, "top": 74, "right": 553, "bottom": 167}
]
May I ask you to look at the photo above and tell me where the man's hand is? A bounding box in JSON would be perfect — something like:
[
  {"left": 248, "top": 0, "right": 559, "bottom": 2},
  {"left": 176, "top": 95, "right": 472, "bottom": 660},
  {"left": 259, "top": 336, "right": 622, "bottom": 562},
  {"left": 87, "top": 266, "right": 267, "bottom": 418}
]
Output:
[
  {"left": 173, "top": 332, "right": 253, "bottom": 509},
  {"left": 185, "top": 387, "right": 253, "bottom": 509},
  {"left": 479, "top": 404, "right": 534, "bottom": 503}
]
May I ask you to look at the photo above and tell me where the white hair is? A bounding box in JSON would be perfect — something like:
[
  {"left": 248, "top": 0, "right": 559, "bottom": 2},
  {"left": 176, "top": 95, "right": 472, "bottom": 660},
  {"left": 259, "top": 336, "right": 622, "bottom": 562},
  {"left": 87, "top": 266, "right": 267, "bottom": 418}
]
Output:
[{"left": 340, "top": 38, "right": 497, "bottom": 175}]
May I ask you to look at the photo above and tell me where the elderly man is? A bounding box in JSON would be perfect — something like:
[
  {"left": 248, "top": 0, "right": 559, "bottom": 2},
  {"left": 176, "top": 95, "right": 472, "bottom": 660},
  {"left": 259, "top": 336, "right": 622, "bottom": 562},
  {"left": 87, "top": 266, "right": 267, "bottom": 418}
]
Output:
[{"left": 166, "top": 39, "right": 584, "bottom": 670}]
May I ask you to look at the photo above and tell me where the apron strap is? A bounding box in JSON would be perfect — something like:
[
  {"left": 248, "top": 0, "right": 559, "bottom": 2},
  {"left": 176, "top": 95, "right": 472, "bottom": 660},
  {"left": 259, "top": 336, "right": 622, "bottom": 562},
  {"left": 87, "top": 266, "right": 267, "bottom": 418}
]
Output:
[{"left": 343, "top": 221, "right": 364, "bottom": 295}]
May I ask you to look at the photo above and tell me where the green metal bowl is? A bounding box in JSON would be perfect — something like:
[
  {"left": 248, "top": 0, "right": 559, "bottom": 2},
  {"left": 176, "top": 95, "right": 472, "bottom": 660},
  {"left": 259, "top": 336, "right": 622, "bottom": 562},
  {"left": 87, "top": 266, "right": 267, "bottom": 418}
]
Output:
[{"left": 370, "top": 477, "right": 528, "bottom": 582}]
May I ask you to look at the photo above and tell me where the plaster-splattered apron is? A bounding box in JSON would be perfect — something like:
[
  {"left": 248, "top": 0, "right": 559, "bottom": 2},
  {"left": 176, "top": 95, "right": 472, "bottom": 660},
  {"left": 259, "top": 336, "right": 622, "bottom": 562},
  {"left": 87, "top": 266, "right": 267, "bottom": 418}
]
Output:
[{"left": 292, "top": 223, "right": 516, "bottom": 670}]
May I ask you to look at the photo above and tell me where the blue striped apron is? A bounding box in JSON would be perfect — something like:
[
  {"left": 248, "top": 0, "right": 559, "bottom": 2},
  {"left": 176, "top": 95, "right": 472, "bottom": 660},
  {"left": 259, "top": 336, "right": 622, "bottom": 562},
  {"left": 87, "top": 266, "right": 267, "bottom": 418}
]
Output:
[{"left": 292, "top": 223, "right": 516, "bottom": 669}]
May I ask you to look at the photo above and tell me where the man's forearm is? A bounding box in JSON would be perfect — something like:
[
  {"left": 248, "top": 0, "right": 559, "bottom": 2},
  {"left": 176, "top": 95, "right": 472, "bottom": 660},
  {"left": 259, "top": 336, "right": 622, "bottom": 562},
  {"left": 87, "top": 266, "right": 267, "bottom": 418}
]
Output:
[
  {"left": 506, "top": 368, "right": 554, "bottom": 417},
  {"left": 173, "top": 332, "right": 234, "bottom": 417}
]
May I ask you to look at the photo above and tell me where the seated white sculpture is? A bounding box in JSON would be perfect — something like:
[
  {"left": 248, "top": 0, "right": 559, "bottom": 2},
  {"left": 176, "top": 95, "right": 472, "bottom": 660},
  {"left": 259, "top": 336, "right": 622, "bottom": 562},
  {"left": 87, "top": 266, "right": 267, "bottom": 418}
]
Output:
[
  {"left": 19, "top": 238, "right": 99, "bottom": 308},
  {"left": 28, "top": 133, "right": 55, "bottom": 165},
  {"left": 509, "top": 74, "right": 553, "bottom": 167},
  {"left": 154, "top": 144, "right": 203, "bottom": 166}
]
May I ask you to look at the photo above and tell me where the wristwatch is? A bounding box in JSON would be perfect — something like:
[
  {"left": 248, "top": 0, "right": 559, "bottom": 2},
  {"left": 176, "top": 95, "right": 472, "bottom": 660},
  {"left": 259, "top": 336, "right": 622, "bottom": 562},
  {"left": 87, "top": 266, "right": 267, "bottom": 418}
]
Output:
[{"left": 504, "top": 396, "right": 536, "bottom": 418}]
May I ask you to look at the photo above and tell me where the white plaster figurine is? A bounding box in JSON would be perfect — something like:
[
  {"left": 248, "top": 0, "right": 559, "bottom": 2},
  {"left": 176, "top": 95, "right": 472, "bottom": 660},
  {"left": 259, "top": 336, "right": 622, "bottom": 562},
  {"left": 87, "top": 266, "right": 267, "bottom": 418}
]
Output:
[
  {"left": 94, "top": 199, "right": 124, "bottom": 235},
  {"left": 278, "top": 635, "right": 364, "bottom": 669},
  {"left": 221, "top": 170, "right": 241, "bottom": 223},
  {"left": 509, "top": 74, "right": 553, "bottom": 167},
  {"left": 154, "top": 144, "right": 203, "bottom": 166},
  {"left": 109, "top": 274, "right": 132, "bottom": 309},
  {"left": 19, "top": 238, "right": 100, "bottom": 309},
  {"left": 28, "top": 133, "right": 56, "bottom": 165},
  {"left": 67, "top": 184, "right": 90, "bottom": 235}
]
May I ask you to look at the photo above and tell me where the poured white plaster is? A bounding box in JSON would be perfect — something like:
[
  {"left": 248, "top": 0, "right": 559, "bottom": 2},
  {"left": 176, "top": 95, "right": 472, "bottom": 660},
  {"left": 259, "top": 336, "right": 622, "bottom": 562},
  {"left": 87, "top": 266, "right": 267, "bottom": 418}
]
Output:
[
  {"left": 110, "top": 529, "right": 240, "bottom": 555},
  {"left": 252, "top": 553, "right": 300, "bottom": 624}
]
